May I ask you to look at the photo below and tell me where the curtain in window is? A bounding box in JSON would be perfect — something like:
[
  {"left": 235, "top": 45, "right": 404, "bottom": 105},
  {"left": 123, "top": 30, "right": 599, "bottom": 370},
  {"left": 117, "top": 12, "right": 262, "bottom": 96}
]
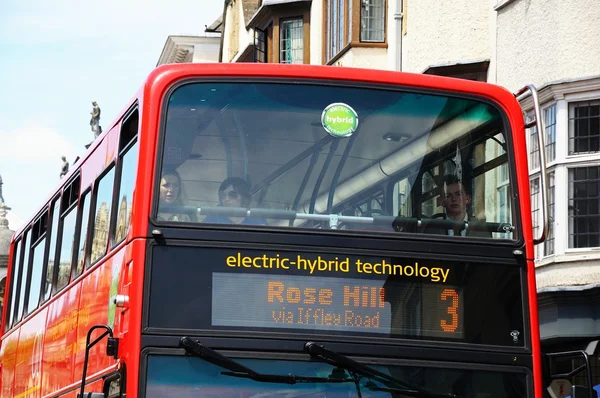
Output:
[{"left": 280, "top": 19, "right": 303, "bottom": 64}]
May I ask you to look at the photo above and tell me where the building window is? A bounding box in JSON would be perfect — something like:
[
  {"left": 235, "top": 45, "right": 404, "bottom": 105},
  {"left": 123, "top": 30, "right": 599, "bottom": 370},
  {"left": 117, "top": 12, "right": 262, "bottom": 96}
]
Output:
[
  {"left": 322, "top": 0, "right": 389, "bottom": 63},
  {"left": 544, "top": 105, "right": 556, "bottom": 162},
  {"left": 568, "top": 166, "right": 600, "bottom": 248},
  {"left": 326, "top": 0, "right": 346, "bottom": 60},
  {"left": 254, "top": 28, "right": 267, "bottom": 63},
  {"left": 280, "top": 18, "right": 303, "bottom": 64},
  {"left": 544, "top": 171, "right": 555, "bottom": 256},
  {"left": 530, "top": 177, "right": 541, "bottom": 258},
  {"left": 360, "top": 0, "right": 385, "bottom": 42},
  {"left": 527, "top": 113, "right": 540, "bottom": 170},
  {"left": 568, "top": 99, "right": 600, "bottom": 155},
  {"left": 249, "top": 2, "right": 310, "bottom": 64}
]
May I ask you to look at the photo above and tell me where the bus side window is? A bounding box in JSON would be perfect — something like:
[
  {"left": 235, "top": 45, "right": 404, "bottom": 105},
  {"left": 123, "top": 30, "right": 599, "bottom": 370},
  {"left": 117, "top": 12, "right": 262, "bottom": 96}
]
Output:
[
  {"left": 73, "top": 190, "right": 91, "bottom": 277},
  {"left": 6, "top": 238, "right": 21, "bottom": 329},
  {"left": 0, "top": 277, "right": 5, "bottom": 324},
  {"left": 113, "top": 108, "right": 139, "bottom": 246},
  {"left": 25, "top": 209, "right": 49, "bottom": 316},
  {"left": 15, "top": 229, "right": 31, "bottom": 324},
  {"left": 42, "top": 198, "right": 60, "bottom": 302},
  {"left": 90, "top": 166, "right": 116, "bottom": 265},
  {"left": 56, "top": 176, "right": 80, "bottom": 292}
]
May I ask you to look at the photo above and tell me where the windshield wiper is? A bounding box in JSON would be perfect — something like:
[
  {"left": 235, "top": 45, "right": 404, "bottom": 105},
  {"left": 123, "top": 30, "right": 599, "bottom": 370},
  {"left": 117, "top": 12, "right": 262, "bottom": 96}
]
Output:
[
  {"left": 179, "top": 337, "right": 355, "bottom": 386},
  {"left": 304, "top": 342, "right": 459, "bottom": 398}
]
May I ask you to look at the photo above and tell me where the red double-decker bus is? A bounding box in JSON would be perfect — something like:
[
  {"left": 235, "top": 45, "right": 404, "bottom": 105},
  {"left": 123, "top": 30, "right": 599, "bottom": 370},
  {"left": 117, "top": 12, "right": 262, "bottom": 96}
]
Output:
[{"left": 0, "top": 63, "right": 577, "bottom": 397}]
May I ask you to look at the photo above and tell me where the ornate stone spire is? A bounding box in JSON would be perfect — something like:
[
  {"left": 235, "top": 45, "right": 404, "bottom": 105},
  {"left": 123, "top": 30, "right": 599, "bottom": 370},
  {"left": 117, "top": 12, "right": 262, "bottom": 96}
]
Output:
[
  {"left": 0, "top": 203, "right": 8, "bottom": 229},
  {"left": 0, "top": 174, "right": 4, "bottom": 204},
  {"left": 0, "top": 175, "right": 10, "bottom": 229}
]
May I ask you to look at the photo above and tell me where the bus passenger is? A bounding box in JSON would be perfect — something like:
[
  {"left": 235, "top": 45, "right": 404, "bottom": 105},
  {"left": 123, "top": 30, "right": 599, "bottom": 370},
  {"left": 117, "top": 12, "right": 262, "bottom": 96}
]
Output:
[
  {"left": 203, "top": 177, "right": 267, "bottom": 225},
  {"left": 157, "top": 170, "right": 191, "bottom": 222},
  {"left": 425, "top": 175, "right": 491, "bottom": 238}
]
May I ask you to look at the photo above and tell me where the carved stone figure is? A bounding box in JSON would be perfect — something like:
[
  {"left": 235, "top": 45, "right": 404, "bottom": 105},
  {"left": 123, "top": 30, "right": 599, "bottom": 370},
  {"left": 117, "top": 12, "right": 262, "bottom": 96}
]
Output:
[
  {"left": 90, "top": 101, "right": 102, "bottom": 138},
  {"left": 60, "top": 156, "right": 69, "bottom": 178}
]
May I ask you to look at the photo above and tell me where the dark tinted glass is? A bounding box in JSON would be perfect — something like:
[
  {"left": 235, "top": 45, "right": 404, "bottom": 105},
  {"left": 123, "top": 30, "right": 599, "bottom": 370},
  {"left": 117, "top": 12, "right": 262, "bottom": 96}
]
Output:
[
  {"left": 146, "top": 355, "right": 529, "bottom": 398},
  {"left": 158, "top": 82, "right": 515, "bottom": 240}
]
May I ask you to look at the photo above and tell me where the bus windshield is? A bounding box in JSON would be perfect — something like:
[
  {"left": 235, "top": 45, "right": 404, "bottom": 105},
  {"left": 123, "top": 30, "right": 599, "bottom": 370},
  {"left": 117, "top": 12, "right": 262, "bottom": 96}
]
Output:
[
  {"left": 145, "top": 354, "right": 529, "bottom": 397},
  {"left": 156, "top": 80, "right": 515, "bottom": 239}
]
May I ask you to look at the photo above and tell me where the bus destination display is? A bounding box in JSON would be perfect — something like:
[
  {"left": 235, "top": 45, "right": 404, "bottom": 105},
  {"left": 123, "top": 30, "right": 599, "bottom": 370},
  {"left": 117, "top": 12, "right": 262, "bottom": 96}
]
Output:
[{"left": 212, "top": 253, "right": 464, "bottom": 339}]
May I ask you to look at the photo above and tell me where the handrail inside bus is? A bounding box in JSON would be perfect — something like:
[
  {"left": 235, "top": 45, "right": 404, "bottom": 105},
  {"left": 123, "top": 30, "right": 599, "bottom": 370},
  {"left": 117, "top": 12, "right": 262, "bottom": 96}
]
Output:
[
  {"left": 514, "top": 84, "right": 548, "bottom": 245},
  {"left": 159, "top": 205, "right": 514, "bottom": 233}
]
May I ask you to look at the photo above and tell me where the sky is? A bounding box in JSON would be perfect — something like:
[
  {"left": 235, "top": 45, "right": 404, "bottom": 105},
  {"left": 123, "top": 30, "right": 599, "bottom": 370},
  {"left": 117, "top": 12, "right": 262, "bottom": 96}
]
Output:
[{"left": 0, "top": 0, "right": 223, "bottom": 230}]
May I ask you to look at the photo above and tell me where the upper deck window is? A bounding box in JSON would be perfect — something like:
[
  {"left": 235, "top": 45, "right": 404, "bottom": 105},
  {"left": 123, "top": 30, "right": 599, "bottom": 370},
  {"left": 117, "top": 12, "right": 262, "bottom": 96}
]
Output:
[{"left": 156, "top": 81, "right": 516, "bottom": 240}]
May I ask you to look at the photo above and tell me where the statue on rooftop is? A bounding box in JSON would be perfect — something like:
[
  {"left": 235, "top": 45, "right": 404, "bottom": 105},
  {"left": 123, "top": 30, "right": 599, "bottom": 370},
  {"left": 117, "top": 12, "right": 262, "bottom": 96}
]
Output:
[
  {"left": 90, "top": 101, "right": 102, "bottom": 138},
  {"left": 60, "top": 156, "right": 69, "bottom": 178}
]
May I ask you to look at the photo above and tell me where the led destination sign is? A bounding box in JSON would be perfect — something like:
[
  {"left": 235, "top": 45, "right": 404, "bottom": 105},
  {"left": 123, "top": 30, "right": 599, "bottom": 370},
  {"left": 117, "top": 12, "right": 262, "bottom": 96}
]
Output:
[
  {"left": 212, "top": 252, "right": 464, "bottom": 338},
  {"left": 213, "top": 273, "right": 392, "bottom": 333}
]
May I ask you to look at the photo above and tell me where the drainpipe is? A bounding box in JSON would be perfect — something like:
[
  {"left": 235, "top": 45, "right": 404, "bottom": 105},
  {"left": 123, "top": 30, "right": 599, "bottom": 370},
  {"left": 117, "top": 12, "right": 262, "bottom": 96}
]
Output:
[
  {"left": 391, "top": 0, "right": 403, "bottom": 71},
  {"left": 217, "top": 0, "right": 231, "bottom": 63}
]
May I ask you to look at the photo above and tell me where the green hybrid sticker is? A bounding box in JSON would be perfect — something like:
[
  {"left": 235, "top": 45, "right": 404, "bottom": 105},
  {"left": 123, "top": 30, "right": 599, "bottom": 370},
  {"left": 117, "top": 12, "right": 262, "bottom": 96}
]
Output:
[{"left": 321, "top": 103, "right": 359, "bottom": 138}]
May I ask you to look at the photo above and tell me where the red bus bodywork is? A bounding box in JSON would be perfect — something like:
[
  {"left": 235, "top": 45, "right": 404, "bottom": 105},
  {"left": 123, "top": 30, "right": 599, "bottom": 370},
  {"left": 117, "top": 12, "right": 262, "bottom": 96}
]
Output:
[{"left": 0, "top": 63, "right": 539, "bottom": 398}]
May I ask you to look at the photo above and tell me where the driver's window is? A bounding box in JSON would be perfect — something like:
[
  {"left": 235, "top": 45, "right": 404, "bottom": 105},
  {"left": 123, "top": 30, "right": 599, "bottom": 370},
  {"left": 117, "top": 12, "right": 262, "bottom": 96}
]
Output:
[{"left": 471, "top": 133, "right": 514, "bottom": 239}]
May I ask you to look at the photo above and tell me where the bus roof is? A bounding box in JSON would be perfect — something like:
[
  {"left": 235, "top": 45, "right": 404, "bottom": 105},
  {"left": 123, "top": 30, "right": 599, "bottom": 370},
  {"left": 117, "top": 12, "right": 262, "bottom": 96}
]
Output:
[{"left": 10, "top": 62, "right": 524, "bottom": 240}]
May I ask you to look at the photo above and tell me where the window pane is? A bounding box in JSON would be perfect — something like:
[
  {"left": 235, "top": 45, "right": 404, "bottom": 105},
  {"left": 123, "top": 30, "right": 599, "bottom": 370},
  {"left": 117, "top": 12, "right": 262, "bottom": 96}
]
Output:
[
  {"left": 280, "top": 19, "right": 303, "bottom": 64},
  {"left": 43, "top": 200, "right": 60, "bottom": 301},
  {"left": 90, "top": 168, "right": 115, "bottom": 264},
  {"left": 75, "top": 193, "right": 91, "bottom": 276},
  {"left": 361, "top": 0, "right": 385, "bottom": 42},
  {"left": 544, "top": 105, "right": 556, "bottom": 162},
  {"left": 327, "top": 0, "right": 346, "bottom": 60},
  {"left": 115, "top": 141, "right": 139, "bottom": 243},
  {"left": 530, "top": 178, "right": 540, "bottom": 258},
  {"left": 568, "top": 167, "right": 600, "bottom": 248},
  {"left": 331, "top": 0, "right": 338, "bottom": 57},
  {"left": 16, "top": 231, "right": 31, "bottom": 322},
  {"left": 544, "top": 171, "right": 555, "bottom": 256},
  {"left": 7, "top": 239, "right": 21, "bottom": 328},
  {"left": 57, "top": 208, "right": 77, "bottom": 291},
  {"left": 254, "top": 29, "right": 267, "bottom": 63},
  {"left": 527, "top": 113, "right": 539, "bottom": 170},
  {"left": 338, "top": 0, "right": 344, "bottom": 50},
  {"left": 26, "top": 240, "right": 46, "bottom": 315},
  {"left": 158, "top": 82, "right": 514, "bottom": 240},
  {"left": 569, "top": 100, "right": 600, "bottom": 155},
  {"left": 348, "top": 0, "right": 352, "bottom": 43}
]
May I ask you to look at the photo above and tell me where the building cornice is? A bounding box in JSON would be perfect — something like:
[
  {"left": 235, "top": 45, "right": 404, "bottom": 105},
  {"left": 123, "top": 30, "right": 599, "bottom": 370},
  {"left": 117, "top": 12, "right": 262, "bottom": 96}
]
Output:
[
  {"left": 157, "top": 35, "right": 220, "bottom": 66},
  {"left": 494, "top": 0, "right": 518, "bottom": 12},
  {"left": 519, "top": 75, "right": 600, "bottom": 110},
  {"left": 231, "top": 43, "right": 255, "bottom": 62},
  {"left": 247, "top": 0, "right": 311, "bottom": 29}
]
